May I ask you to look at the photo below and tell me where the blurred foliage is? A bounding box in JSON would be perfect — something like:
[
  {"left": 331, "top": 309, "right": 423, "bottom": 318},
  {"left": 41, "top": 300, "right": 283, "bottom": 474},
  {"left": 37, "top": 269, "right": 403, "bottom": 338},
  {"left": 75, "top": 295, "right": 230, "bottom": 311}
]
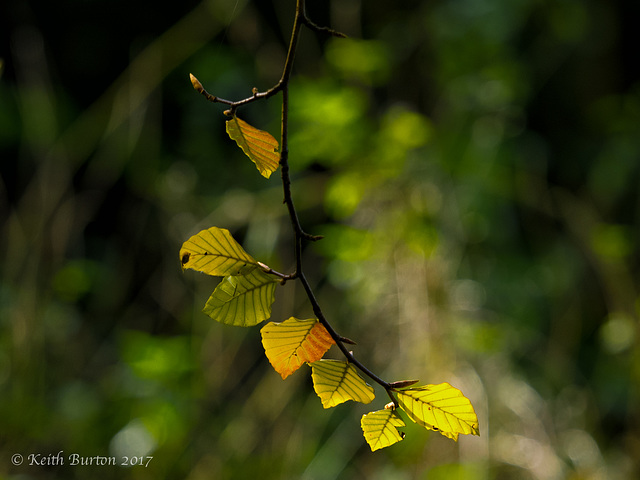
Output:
[{"left": 1, "top": 0, "right": 639, "bottom": 479}]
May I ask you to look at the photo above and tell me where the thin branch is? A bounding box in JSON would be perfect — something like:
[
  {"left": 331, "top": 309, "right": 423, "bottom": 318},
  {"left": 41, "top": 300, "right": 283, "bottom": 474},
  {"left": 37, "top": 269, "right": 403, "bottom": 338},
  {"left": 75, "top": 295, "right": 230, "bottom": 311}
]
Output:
[
  {"left": 194, "top": 0, "right": 393, "bottom": 398},
  {"left": 301, "top": 16, "right": 347, "bottom": 38},
  {"left": 277, "top": 0, "right": 392, "bottom": 394},
  {"left": 257, "top": 262, "right": 296, "bottom": 283},
  {"left": 189, "top": 72, "right": 282, "bottom": 114},
  {"left": 189, "top": 1, "right": 345, "bottom": 113}
]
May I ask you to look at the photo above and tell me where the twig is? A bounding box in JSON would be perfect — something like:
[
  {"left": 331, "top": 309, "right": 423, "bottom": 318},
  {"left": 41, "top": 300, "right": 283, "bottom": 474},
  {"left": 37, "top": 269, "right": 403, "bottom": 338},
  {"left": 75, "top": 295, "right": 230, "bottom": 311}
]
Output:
[{"left": 256, "top": 262, "right": 296, "bottom": 284}]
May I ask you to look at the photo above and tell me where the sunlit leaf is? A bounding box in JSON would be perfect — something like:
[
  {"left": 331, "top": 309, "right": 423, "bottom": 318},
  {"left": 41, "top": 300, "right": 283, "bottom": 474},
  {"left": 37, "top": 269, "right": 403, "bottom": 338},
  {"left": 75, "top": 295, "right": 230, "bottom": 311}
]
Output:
[
  {"left": 361, "top": 409, "right": 406, "bottom": 451},
  {"left": 310, "top": 359, "right": 375, "bottom": 408},
  {"left": 396, "top": 383, "right": 479, "bottom": 440},
  {"left": 261, "top": 318, "right": 335, "bottom": 379},
  {"left": 180, "top": 227, "right": 257, "bottom": 276},
  {"left": 226, "top": 115, "right": 280, "bottom": 178},
  {"left": 203, "top": 269, "right": 278, "bottom": 326}
]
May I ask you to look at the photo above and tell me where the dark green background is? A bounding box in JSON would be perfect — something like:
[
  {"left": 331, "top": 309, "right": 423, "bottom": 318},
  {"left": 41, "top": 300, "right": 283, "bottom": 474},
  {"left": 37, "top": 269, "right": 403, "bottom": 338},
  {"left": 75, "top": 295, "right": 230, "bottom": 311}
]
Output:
[{"left": 1, "top": 0, "right": 639, "bottom": 478}]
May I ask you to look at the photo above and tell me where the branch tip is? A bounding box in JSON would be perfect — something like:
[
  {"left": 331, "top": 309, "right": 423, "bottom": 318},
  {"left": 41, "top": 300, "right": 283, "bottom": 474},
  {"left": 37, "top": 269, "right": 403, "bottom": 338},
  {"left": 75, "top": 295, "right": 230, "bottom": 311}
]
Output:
[
  {"left": 189, "top": 73, "right": 204, "bottom": 93},
  {"left": 388, "top": 379, "right": 420, "bottom": 389},
  {"left": 303, "top": 233, "right": 324, "bottom": 242},
  {"left": 302, "top": 16, "right": 347, "bottom": 38}
]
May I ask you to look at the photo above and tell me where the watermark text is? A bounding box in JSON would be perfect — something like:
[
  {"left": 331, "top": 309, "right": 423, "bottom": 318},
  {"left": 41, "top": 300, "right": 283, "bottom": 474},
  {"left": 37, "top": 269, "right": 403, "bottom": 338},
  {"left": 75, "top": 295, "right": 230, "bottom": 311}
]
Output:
[{"left": 11, "top": 451, "right": 153, "bottom": 468}]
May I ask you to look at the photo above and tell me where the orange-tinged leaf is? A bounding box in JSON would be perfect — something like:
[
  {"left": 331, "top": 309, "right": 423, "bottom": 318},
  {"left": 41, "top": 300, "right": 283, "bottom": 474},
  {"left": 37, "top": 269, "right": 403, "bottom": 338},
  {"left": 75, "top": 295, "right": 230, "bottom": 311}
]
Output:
[
  {"left": 226, "top": 115, "right": 280, "bottom": 178},
  {"left": 361, "top": 409, "right": 406, "bottom": 452},
  {"left": 310, "top": 359, "right": 375, "bottom": 408},
  {"left": 261, "top": 318, "right": 335, "bottom": 379},
  {"left": 203, "top": 269, "right": 278, "bottom": 326},
  {"left": 180, "top": 227, "right": 257, "bottom": 276},
  {"left": 396, "top": 383, "right": 479, "bottom": 440}
]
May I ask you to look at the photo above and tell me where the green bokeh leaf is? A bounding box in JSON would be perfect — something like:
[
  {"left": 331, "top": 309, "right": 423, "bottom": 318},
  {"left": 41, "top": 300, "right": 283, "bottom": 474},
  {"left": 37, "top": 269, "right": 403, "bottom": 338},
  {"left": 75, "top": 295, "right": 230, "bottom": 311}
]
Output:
[
  {"left": 203, "top": 269, "right": 278, "bottom": 326},
  {"left": 180, "top": 226, "right": 257, "bottom": 276},
  {"left": 396, "top": 383, "right": 479, "bottom": 441},
  {"left": 310, "top": 359, "right": 375, "bottom": 408},
  {"left": 361, "top": 409, "right": 406, "bottom": 452},
  {"left": 325, "top": 38, "right": 390, "bottom": 85},
  {"left": 121, "top": 331, "right": 193, "bottom": 382}
]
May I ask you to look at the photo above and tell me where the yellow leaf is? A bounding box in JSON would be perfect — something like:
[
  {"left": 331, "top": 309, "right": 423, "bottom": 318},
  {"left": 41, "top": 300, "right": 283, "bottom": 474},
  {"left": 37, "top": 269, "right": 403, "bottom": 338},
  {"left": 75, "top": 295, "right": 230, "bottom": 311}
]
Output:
[
  {"left": 310, "top": 359, "right": 375, "bottom": 408},
  {"left": 203, "top": 269, "right": 278, "bottom": 326},
  {"left": 361, "top": 409, "right": 406, "bottom": 452},
  {"left": 261, "top": 318, "right": 335, "bottom": 379},
  {"left": 396, "top": 383, "right": 479, "bottom": 440},
  {"left": 226, "top": 115, "right": 280, "bottom": 178},
  {"left": 180, "top": 227, "right": 257, "bottom": 276}
]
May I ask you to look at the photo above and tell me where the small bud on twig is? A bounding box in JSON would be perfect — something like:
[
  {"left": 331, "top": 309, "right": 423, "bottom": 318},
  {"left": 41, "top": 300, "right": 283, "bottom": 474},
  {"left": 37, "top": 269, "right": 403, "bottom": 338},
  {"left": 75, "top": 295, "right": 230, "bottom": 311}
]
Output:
[
  {"left": 190, "top": 73, "right": 204, "bottom": 94},
  {"left": 388, "top": 379, "right": 420, "bottom": 389}
]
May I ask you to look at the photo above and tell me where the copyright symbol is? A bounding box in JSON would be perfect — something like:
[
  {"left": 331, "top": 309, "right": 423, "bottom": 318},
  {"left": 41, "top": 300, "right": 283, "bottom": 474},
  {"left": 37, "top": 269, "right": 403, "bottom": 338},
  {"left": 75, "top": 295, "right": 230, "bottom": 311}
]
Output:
[{"left": 11, "top": 453, "right": 23, "bottom": 466}]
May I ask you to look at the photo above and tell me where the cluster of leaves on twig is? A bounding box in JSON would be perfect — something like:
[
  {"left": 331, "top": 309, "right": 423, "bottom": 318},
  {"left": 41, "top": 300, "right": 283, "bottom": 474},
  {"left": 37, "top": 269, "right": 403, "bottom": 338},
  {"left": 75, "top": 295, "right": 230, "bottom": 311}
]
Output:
[{"left": 181, "top": 0, "right": 478, "bottom": 451}]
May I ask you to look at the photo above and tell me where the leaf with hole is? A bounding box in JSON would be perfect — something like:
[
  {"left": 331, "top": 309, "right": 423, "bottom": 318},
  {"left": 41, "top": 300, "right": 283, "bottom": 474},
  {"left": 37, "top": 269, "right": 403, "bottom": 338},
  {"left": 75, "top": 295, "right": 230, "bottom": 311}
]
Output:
[
  {"left": 203, "top": 269, "right": 278, "bottom": 326},
  {"left": 310, "top": 359, "right": 375, "bottom": 408},
  {"left": 180, "top": 227, "right": 257, "bottom": 276},
  {"left": 361, "top": 409, "right": 406, "bottom": 451},
  {"left": 261, "top": 318, "right": 335, "bottom": 379},
  {"left": 226, "top": 115, "right": 280, "bottom": 178},
  {"left": 396, "top": 383, "right": 479, "bottom": 441}
]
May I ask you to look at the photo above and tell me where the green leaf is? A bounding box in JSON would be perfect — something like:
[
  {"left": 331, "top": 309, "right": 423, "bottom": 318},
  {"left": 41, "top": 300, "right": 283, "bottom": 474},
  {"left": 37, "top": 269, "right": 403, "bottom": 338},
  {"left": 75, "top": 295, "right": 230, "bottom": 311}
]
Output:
[
  {"left": 180, "top": 227, "right": 257, "bottom": 276},
  {"left": 310, "top": 359, "right": 375, "bottom": 408},
  {"left": 361, "top": 409, "right": 406, "bottom": 452},
  {"left": 226, "top": 115, "right": 280, "bottom": 178},
  {"left": 396, "top": 383, "right": 479, "bottom": 441},
  {"left": 203, "top": 269, "right": 278, "bottom": 326},
  {"left": 261, "top": 318, "right": 335, "bottom": 379}
]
